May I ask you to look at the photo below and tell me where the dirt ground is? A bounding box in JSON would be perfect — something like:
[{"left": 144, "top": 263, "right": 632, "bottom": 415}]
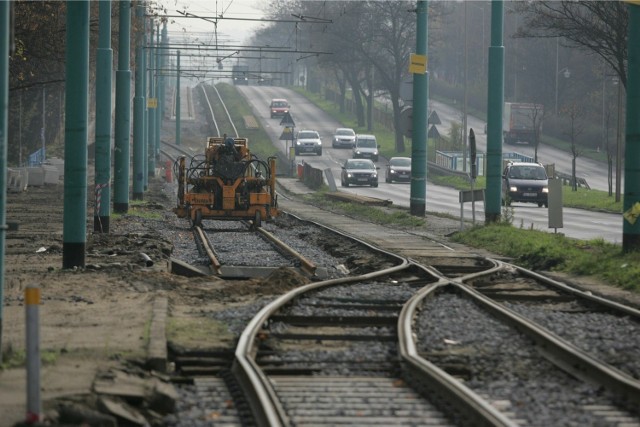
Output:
[{"left": 0, "top": 167, "right": 314, "bottom": 426}]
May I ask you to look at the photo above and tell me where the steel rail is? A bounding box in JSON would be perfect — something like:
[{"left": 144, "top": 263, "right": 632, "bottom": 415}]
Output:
[
  {"left": 233, "top": 221, "right": 409, "bottom": 427},
  {"left": 199, "top": 84, "right": 220, "bottom": 136},
  {"left": 411, "top": 265, "right": 640, "bottom": 414},
  {"left": 211, "top": 84, "right": 238, "bottom": 138},
  {"left": 255, "top": 227, "right": 316, "bottom": 276},
  {"left": 399, "top": 268, "right": 519, "bottom": 427},
  {"left": 193, "top": 225, "right": 222, "bottom": 275},
  {"left": 444, "top": 258, "right": 640, "bottom": 410}
]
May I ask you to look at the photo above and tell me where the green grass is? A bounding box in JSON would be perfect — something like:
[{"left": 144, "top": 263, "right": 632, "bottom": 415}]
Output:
[
  {"left": 112, "top": 203, "right": 163, "bottom": 221},
  {"left": 303, "top": 190, "right": 426, "bottom": 228},
  {"left": 1, "top": 348, "right": 59, "bottom": 370},
  {"left": 451, "top": 224, "right": 640, "bottom": 292}
]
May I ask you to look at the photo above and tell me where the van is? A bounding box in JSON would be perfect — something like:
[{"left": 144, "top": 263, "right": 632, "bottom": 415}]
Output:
[
  {"left": 352, "top": 134, "right": 379, "bottom": 162},
  {"left": 502, "top": 162, "right": 549, "bottom": 207}
]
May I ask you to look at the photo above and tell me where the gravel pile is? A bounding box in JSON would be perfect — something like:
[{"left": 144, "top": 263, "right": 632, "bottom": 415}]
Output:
[{"left": 416, "top": 290, "right": 630, "bottom": 426}]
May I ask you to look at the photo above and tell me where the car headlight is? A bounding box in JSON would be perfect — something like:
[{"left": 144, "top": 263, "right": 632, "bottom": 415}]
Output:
[
  {"left": 390, "top": 169, "right": 396, "bottom": 174},
  {"left": 372, "top": 173, "right": 377, "bottom": 178},
  {"left": 542, "top": 187, "right": 549, "bottom": 193},
  {"left": 510, "top": 186, "right": 518, "bottom": 192},
  {"left": 374, "top": 150, "right": 378, "bottom": 155},
  {"left": 347, "top": 173, "right": 353, "bottom": 178},
  {"left": 296, "top": 141, "right": 301, "bottom": 146},
  {"left": 356, "top": 150, "right": 361, "bottom": 155},
  {"left": 317, "top": 141, "right": 322, "bottom": 145}
]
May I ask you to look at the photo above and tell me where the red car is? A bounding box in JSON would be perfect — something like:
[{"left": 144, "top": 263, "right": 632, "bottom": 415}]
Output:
[{"left": 270, "top": 98, "right": 290, "bottom": 118}]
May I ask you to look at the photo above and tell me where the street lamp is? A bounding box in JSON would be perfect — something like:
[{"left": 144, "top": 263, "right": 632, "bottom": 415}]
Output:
[
  {"left": 554, "top": 37, "right": 571, "bottom": 115},
  {"left": 555, "top": 67, "right": 571, "bottom": 115}
]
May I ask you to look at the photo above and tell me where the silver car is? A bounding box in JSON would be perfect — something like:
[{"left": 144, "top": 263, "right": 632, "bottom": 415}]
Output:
[
  {"left": 294, "top": 130, "right": 322, "bottom": 156},
  {"left": 332, "top": 128, "right": 356, "bottom": 148}
]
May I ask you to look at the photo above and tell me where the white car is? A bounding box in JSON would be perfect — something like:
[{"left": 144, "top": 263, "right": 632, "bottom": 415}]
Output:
[
  {"left": 332, "top": 128, "right": 356, "bottom": 148},
  {"left": 353, "top": 134, "right": 379, "bottom": 162},
  {"left": 295, "top": 130, "right": 322, "bottom": 156}
]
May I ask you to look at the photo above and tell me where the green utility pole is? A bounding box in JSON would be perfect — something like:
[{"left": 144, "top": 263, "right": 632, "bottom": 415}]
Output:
[
  {"left": 94, "top": 0, "right": 112, "bottom": 233},
  {"left": 62, "top": 0, "right": 90, "bottom": 268},
  {"left": 155, "top": 23, "right": 162, "bottom": 161},
  {"left": 484, "top": 0, "right": 505, "bottom": 224},
  {"left": 410, "top": 0, "right": 428, "bottom": 217},
  {"left": 0, "top": 0, "right": 10, "bottom": 363},
  {"left": 114, "top": 1, "right": 131, "bottom": 213},
  {"left": 623, "top": 3, "right": 640, "bottom": 252},
  {"left": 147, "top": 22, "right": 156, "bottom": 178},
  {"left": 133, "top": 3, "right": 146, "bottom": 200},
  {"left": 159, "top": 23, "right": 168, "bottom": 149},
  {"left": 175, "top": 50, "right": 181, "bottom": 146}
]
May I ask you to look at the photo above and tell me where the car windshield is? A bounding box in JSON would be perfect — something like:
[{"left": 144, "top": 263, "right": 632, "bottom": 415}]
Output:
[
  {"left": 336, "top": 129, "right": 354, "bottom": 136},
  {"left": 390, "top": 158, "right": 411, "bottom": 167},
  {"left": 509, "top": 165, "right": 547, "bottom": 180},
  {"left": 347, "top": 160, "right": 374, "bottom": 170},
  {"left": 298, "top": 131, "right": 318, "bottom": 139},
  {"left": 272, "top": 101, "right": 287, "bottom": 107},
  {"left": 357, "top": 138, "right": 376, "bottom": 148}
]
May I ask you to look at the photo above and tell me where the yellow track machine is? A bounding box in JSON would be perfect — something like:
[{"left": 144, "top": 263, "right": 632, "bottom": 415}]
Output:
[{"left": 174, "top": 136, "right": 279, "bottom": 227}]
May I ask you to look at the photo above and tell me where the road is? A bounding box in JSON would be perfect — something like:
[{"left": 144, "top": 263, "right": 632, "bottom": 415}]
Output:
[{"left": 237, "top": 85, "right": 622, "bottom": 244}]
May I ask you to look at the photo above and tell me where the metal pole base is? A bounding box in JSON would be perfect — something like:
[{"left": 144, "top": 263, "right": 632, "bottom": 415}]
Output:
[
  {"left": 623, "top": 233, "right": 640, "bottom": 253},
  {"left": 485, "top": 212, "right": 501, "bottom": 224},
  {"left": 132, "top": 192, "right": 144, "bottom": 201},
  {"left": 62, "top": 242, "right": 86, "bottom": 269},
  {"left": 93, "top": 216, "right": 110, "bottom": 233},
  {"left": 410, "top": 203, "right": 426, "bottom": 217},
  {"left": 113, "top": 202, "right": 128, "bottom": 213}
]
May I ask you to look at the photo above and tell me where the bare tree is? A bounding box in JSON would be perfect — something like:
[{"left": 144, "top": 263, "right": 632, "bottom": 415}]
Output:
[
  {"left": 603, "top": 99, "right": 615, "bottom": 196},
  {"left": 516, "top": 1, "right": 627, "bottom": 87},
  {"left": 530, "top": 104, "right": 545, "bottom": 163},
  {"left": 563, "top": 103, "right": 585, "bottom": 191}
]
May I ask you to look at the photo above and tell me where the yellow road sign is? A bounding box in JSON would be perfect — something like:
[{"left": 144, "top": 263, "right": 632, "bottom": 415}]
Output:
[
  {"left": 147, "top": 98, "right": 158, "bottom": 108},
  {"left": 409, "top": 53, "right": 427, "bottom": 74}
]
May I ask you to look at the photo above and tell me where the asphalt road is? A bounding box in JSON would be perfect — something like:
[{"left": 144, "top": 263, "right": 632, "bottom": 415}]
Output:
[{"left": 237, "top": 85, "right": 622, "bottom": 244}]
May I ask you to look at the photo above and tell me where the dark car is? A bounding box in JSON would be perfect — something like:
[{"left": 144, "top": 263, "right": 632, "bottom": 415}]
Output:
[
  {"left": 385, "top": 157, "right": 411, "bottom": 183},
  {"left": 332, "top": 128, "right": 356, "bottom": 148},
  {"left": 502, "top": 162, "right": 549, "bottom": 207},
  {"left": 269, "top": 99, "right": 289, "bottom": 118},
  {"left": 341, "top": 158, "right": 379, "bottom": 187}
]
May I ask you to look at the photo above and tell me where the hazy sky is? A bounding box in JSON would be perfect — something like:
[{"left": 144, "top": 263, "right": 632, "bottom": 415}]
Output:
[{"left": 161, "top": 0, "right": 268, "bottom": 45}]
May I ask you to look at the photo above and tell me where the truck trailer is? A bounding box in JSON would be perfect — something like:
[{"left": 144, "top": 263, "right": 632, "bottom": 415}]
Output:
[{"left": 503, "top": 102, "right": 543, "bottom": 145}]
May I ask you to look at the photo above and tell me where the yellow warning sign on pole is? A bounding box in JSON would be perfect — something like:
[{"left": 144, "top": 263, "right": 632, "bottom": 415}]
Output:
[
  {"left": 147, "top": 98, "right": 158, "bottom": 108},
  {"left": 409, "top": 53, "right": 427, "bottom": 74}
]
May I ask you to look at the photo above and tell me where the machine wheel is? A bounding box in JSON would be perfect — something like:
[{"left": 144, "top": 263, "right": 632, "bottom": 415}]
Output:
[
  {"left": 344, "top": 180, "right": 350, "bottom": 187},
  {"left": 253, "top": 210, "right": 262, "bottom": 229},
  {"left": 372, "top": 182, "right": 378, "bottom": 188},
  {"left": 317, "top": 149, "right": 322, "bottom": 156},
  {"left": 538, "top": 202, "right": 544, "bottom": 207},
  {"left": 192, "top": 210, "right": 202, "bottom": 227},
  {"left": 386, "top": 176, "right": 391, "bottom": 183}
]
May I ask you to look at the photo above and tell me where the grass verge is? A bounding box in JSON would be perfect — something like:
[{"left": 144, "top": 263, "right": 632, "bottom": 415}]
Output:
[{"left": 451, "top": 223, "right": 640, "bottom": 292}]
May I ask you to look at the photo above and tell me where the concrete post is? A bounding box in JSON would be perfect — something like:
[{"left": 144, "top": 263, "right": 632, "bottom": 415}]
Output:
[
  {"left": 62, "top": 0, "right": 89, "bottom": 269},
  {"left": 623, "top": 3, "right": 640, "bottom": 252},
  {"left": 147, "top": 22, "right": 156, "bottom": 177},
  {"left": 410, "top": 1, "right": 428, "bottom": 217},
  {"left": 94, "top": 0, "right": 113, "bottom": 233},
  {"left": 0, "top": 0, "right": 9, "bottom": 364},
  {"left": 133, "top": 3, "right": 145, "bottom": 200},
  {"left": 484, "top": 0, "right": 505, "bottom": 224},
  {"left": 175, "top": 51, "right": 181, "bottom": 146},
  {"left": 114, "top": 1, "right": 132, "bottom": 213}
]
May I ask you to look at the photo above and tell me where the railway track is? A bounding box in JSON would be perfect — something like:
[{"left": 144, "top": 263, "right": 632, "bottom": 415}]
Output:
[{"left": 162, "top": 84, "right": 640, "bottom": 426}]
